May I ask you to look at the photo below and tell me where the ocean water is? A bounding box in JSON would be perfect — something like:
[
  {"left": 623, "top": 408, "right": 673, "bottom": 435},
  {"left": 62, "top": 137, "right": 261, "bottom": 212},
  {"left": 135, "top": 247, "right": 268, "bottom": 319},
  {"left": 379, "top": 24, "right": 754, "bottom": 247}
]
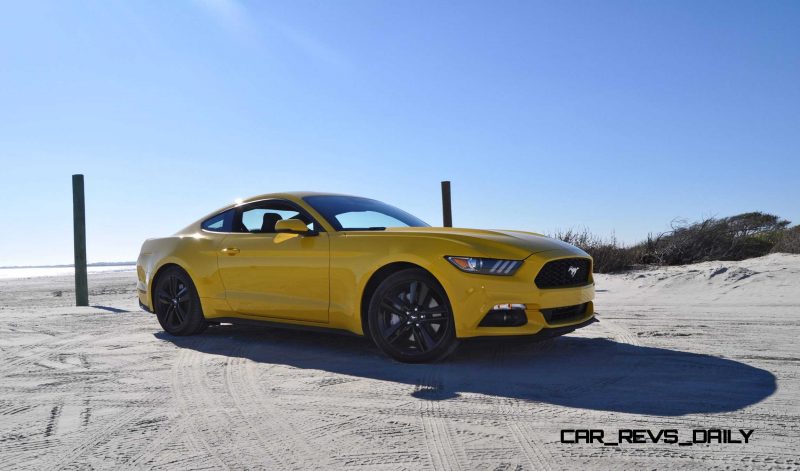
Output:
[{"left": 0, "top": 265, "right": 136, "bottom": 280}]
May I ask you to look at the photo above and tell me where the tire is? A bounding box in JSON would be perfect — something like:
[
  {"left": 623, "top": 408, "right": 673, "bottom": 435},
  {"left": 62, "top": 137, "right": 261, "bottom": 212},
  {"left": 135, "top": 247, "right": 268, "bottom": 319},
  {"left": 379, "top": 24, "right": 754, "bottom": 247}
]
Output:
[
  {"left": 153, "top": 266, "right": 208, "bottom": 336},
  {"left": 367, "top": 268, "right": 459, "bottom": 363}
]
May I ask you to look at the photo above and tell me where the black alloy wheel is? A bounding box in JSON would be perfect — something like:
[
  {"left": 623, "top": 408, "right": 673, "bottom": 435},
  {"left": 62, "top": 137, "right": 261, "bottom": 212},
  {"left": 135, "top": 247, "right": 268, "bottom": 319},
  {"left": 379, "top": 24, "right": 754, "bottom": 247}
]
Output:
[
  {"left": 368, "top": 268, "right": 458, "bottom": 362},
  {"left": 154, "top": 267, "right": 208, "bottom": 336}
]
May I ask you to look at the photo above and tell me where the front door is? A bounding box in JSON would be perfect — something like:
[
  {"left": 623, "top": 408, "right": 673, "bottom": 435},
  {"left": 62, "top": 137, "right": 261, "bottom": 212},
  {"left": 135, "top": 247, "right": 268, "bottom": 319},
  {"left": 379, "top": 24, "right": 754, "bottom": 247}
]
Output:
[{"left": 217, "top": 199, "right": 330, "bottom": 323}]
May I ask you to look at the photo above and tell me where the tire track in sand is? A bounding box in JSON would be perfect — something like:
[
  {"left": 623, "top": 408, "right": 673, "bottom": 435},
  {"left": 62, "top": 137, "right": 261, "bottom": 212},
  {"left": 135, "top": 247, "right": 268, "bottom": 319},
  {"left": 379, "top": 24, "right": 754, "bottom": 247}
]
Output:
[
  {"left": 223, "top": 354, "right": 297, "bottom": 469},
  {"left": 416, "top": 374, "right": 469, "bottom": 471},
  {"left": 171, "top": 347, "right": 232, "bottom": 470},
  {"left": 230, "top": 342, "right": 329, "bottom": 469},
  {"left": 507, "top": 422, "right": 554, "bottom": 471},
  {"left": 38, "top": 394, "right": 154, "bottom": 470}
]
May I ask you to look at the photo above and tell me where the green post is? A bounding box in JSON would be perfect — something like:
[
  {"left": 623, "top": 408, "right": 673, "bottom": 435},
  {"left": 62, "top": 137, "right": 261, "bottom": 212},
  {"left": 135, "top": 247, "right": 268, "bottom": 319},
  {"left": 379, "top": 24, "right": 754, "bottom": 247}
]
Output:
[
  {"left": 72, "top": 174, "right": 89, "bottom": 306},
  {"left": 441, "top": 181, "right": 452, "bottom": 227}
]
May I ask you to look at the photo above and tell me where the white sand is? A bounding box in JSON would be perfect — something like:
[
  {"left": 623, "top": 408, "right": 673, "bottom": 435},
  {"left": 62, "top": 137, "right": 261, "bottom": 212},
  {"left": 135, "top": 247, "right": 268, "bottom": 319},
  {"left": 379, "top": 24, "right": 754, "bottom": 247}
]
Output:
[{"left": 0, "top": 254, "right": 798, "bottom": 469}]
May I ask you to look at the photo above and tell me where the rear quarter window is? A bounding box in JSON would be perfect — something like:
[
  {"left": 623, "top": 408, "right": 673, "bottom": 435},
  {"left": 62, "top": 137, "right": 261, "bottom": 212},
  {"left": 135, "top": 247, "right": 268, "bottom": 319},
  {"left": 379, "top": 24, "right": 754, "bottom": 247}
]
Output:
[{"left": 202, "top": 209, "right": 234, "bottom": 232}]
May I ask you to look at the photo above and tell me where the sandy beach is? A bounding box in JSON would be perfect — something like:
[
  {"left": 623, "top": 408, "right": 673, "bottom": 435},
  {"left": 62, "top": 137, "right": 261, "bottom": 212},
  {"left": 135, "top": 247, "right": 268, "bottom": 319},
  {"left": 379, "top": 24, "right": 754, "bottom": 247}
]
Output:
[{"left": 1, "top": 254, "right": 798, "bottom": 469}]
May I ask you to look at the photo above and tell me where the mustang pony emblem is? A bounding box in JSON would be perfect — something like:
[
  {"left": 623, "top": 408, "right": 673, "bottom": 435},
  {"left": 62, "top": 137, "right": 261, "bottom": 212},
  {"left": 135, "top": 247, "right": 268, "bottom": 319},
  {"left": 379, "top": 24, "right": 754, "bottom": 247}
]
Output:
[{"left": 568, "top": 266, "right": 580, "bottom": 278}]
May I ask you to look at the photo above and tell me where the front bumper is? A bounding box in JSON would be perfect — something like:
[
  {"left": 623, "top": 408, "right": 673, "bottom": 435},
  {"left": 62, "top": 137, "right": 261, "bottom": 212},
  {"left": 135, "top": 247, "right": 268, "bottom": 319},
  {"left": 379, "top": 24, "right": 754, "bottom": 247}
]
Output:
[
  {"left": 468, "top": 315, "right": 599, "bottom": 340},
  {"left": 438, "top": 248, "right": 597, "bottom": 338}
]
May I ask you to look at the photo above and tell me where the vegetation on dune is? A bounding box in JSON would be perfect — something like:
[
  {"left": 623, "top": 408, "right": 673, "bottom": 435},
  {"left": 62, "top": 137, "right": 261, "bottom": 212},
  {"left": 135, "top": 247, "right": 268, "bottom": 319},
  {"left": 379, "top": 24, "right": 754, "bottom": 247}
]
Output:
[
  {"left": 550, "top": 229, "right": 637, "bottom": 274},
  {"left": 552, "top": 212, "right": 800, "bottom": 273},
  {"left": 772, "top": 225, "right": 800, "bottom": 255}
]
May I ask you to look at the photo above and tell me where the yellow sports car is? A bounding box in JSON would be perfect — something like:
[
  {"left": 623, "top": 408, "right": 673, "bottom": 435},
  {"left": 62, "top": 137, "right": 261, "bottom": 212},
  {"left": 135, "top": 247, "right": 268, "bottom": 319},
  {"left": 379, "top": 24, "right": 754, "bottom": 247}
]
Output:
[{"left": 137, "top": 192, "right": 595, "bottom": 362}]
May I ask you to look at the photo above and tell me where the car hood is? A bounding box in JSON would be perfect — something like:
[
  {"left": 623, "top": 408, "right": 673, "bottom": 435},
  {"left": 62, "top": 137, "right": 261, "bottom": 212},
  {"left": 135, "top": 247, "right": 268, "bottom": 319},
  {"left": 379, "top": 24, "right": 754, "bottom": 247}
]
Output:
[{"left": 381, "top": 227, "right": 589, "bottom": 259}]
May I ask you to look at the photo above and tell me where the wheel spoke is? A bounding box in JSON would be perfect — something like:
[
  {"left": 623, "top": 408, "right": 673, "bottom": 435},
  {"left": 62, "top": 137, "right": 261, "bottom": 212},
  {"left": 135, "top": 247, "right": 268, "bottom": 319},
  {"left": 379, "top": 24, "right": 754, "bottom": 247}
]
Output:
[
  {"left": 382, "top": 320, "right": 405, "bottom": 340},
  {"left": 173, "top": 304, "right": 185, "bottom": 324},
  {"left": 175, "top": 286, "right": 188, "bottom": 302},
  {"left": 386, "top": 324, "right": 411, "bottom": 345},
  {"left": 419, "top": 308, "right": 447, "bottom": 316},
  {"left": 381, "top": 301, "right": 407, "bottom": 318},
  {"left": 423, "top": 292, "right": 435, "bottom": 309},
  {"left": 166, "top": 276, "right": 176, "bottom": 297},
  {"left": 158, "top": 292, "right": 172, "bottom": 305},
  {"left": 416, "top": 324, "right": 436, "bottom": 351},
  {"left": 416, "top": 283, "right": 430, "bottom": 307},
  {"left": 408, "top": 281, "right": 418, "bottom": 305},
  {"left": 164, "top": 305, "right": 175, "bottom": 325},
  {"left": 411, "top": 326, "right": 427, "bottom": 351}
]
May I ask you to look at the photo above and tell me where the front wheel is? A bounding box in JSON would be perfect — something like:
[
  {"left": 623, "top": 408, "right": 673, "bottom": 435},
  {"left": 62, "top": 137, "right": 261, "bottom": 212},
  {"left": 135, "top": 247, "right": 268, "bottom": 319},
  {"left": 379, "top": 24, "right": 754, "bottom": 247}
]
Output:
[
  {"left": 153, "top": 267, "right": 208, "bottom": 336},
  {"left": 368, "top": 269, "right": 459, "bottom": 363}
]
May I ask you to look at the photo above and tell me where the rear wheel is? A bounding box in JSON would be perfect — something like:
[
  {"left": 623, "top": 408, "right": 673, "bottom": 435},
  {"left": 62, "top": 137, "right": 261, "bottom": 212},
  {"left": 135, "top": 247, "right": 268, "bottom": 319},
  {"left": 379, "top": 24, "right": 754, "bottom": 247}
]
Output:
[
  {"left": 368, "top": 269, "right": 458, "bottom": 362},
  {"left": 154, "top": 267, "right": 207, "bottom": 336}
]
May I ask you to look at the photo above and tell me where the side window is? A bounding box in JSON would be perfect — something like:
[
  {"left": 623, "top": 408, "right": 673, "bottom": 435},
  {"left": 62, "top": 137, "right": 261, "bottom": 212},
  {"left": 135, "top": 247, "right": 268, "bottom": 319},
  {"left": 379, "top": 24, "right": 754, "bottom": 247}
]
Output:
[
  {"left": 335, "top": 211, "right": 407, "bottom": 230},
  {"left": 201, "top": 209, "right": 234, "bottom": 232},
  {"left": 237, "top": 201, "right": 320, "bottom": 233}
]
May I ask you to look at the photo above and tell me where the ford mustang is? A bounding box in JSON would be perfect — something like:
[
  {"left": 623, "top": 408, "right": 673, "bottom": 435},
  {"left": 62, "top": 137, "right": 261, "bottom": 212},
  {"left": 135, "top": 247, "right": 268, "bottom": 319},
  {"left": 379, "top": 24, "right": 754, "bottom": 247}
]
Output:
[{"left": 137, "top": 192, "right": 595, "bottom": 362}]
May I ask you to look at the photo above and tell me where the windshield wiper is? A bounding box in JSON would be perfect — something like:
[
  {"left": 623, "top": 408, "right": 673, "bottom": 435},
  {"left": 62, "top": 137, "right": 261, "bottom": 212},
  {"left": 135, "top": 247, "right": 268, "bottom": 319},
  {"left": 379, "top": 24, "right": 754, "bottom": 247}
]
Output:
[{"left": 345, "top": 227, "right": 386, "bottom": 231}]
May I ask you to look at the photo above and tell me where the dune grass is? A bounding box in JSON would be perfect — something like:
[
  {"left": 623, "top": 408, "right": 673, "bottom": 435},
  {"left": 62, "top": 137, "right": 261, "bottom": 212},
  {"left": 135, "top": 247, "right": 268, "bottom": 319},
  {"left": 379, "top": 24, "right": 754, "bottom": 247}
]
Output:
[{"left": 551, "top": 212, "right": 799, "bottom": 273}]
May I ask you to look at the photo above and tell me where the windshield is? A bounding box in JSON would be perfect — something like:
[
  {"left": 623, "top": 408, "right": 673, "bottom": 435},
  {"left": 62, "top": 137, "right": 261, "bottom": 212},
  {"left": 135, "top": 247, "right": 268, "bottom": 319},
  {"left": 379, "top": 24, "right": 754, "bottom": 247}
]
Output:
[{"left": 303, "top": 195, "right": 429, "bottom": 231}]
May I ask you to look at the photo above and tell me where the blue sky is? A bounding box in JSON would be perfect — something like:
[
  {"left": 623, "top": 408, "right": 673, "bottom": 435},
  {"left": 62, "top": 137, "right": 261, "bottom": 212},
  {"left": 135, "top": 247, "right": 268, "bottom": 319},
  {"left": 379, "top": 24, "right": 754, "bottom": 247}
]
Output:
[{"left": 1, "top": 1, "right": 798, "bottom": 266}]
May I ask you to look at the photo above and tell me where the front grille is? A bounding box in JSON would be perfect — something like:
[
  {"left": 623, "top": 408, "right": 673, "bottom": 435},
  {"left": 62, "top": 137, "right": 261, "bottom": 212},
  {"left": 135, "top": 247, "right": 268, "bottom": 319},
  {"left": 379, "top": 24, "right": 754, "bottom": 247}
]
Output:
[
  {"left": 534, "top": 258, "right": 591, "bottom": 288},
  {"left": 540, "top": 303, "right": 588, "bottom": 324}
]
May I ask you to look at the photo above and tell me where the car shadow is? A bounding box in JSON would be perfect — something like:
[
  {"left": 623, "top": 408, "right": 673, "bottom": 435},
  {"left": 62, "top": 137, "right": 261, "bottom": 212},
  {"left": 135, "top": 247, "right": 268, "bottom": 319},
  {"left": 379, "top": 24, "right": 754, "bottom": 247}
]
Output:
[{"left": 155, "top": 324, "right": 776, "bottom": 417}]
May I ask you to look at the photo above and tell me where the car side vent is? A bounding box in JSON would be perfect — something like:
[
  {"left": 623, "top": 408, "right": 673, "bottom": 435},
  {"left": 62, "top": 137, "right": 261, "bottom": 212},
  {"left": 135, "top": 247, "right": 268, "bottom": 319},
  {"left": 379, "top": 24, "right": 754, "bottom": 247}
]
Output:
[{"left": 534, "top": 258, "right": 591, "bottom": 289}]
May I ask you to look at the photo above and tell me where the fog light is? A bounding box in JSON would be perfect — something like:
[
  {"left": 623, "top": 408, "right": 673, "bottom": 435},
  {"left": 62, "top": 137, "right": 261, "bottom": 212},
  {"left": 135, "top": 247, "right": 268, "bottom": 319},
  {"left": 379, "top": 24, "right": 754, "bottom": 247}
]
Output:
[
  {"left": 491, "top": 303, "right": 527, "bottom": 310},
  {"left": 480, "top": 305, "right": 528, "bottom": 327}
]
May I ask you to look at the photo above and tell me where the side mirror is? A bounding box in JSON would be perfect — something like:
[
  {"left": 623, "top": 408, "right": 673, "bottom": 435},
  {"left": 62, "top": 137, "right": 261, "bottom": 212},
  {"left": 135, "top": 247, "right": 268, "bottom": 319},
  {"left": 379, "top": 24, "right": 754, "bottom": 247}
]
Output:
[{"left": 275, "top": 219, "right": 312, "bottom": 234}]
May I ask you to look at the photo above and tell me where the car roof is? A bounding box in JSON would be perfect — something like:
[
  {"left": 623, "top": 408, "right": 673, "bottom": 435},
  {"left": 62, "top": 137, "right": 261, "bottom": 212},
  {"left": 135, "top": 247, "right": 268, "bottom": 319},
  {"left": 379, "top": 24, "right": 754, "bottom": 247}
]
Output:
[{"left": 239, "top": 191, "right": 362, "bottom": 205}]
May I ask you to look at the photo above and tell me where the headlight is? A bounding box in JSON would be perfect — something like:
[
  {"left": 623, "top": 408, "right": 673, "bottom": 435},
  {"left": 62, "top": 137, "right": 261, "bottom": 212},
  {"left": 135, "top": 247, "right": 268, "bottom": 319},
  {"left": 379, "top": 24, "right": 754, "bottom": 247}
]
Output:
[{"left": 445, "top": 256, "right": 523, "bottom": 276}]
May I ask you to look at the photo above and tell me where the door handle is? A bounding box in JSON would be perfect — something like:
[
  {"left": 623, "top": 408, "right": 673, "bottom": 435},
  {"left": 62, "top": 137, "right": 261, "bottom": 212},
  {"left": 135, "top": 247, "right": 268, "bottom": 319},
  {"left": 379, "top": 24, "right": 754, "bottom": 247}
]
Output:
[{"left": 221, "top": 247, "right": 240, "bottom": 256}]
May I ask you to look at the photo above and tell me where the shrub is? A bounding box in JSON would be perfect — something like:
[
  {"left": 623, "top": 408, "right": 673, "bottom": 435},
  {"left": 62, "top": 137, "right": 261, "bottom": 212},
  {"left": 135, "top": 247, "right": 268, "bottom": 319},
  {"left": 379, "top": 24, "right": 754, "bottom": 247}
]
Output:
[
  {"left": 772, "top": 226, "right": 800, "bottom": 254},
  {"left": 550, "top": 228, "right": 638, "bottom": 273},
  {"left": 640, "top": 212, "right": 788, "bottom": 265},
  {"left": 550, "top": 212, "right": 794, "bottom": 272}
]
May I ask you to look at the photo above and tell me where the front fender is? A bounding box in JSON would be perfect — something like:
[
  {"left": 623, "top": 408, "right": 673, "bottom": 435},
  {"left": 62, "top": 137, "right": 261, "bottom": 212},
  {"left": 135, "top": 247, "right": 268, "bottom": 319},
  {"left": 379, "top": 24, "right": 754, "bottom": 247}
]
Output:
[{"left": 328, "top": 232, "right": 515, "bottom": 335}]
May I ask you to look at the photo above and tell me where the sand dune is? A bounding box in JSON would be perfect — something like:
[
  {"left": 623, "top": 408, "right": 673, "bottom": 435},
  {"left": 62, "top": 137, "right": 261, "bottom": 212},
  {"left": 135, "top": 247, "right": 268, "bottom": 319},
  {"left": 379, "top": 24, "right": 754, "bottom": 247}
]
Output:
[
  {"left": 597, "top": 253, "right": 800, "bottom": 305},
  {"left": 0, "top": 254, "right": 797, "bottom": 469}
]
